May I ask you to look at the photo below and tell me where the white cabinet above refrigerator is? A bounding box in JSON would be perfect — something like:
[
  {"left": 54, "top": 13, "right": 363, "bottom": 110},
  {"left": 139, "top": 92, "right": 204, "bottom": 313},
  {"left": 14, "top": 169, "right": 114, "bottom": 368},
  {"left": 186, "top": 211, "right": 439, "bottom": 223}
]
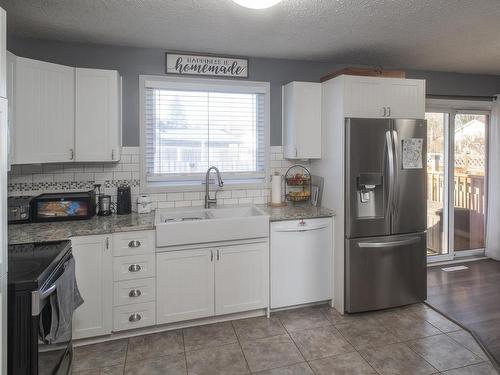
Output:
[{"left": 343, "top": 75, "right": 425, "bottom": 119}]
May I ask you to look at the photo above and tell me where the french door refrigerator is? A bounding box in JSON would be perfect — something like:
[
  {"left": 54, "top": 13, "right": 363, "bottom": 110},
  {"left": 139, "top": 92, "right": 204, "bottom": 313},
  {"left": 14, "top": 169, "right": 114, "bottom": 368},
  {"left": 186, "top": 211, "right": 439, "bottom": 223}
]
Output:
[{"left": 345, "top": 118, "right": 427, "bottom": 313}]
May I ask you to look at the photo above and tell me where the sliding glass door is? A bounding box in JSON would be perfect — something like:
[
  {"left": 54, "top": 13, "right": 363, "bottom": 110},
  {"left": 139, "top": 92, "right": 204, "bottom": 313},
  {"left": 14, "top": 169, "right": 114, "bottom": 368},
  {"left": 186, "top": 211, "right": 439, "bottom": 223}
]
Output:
[
  {"left": 453, "top": 113, "right": 488, "bottom": 254},
  {"left": 426, "top": 108, "right": 489, "bottom": 261}
]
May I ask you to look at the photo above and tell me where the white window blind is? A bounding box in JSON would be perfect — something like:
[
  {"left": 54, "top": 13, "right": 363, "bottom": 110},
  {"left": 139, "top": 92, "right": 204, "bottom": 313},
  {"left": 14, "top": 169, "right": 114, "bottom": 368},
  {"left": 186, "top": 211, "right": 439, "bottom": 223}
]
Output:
[{"left": 143, "top": 80, "right": 267, "bottom": 185}]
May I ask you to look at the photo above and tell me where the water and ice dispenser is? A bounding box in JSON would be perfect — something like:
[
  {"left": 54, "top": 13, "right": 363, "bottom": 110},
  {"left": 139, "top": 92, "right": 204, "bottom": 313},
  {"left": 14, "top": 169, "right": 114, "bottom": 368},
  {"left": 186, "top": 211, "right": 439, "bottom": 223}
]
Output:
[{"left": 355, "top": 173, "right": 384, "bottom": 219}]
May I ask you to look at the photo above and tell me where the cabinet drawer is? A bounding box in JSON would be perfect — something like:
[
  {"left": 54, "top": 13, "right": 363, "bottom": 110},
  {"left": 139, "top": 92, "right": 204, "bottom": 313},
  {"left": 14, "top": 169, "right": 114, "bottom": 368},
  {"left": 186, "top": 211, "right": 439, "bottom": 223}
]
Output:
[
  {"left": 113, "top": 254, "right": 155, "bottom": 281},
  {"left": 113, "top": 277, "right": 156, "bottom": 306},
  {"left": 113, "top": 302, "right": 156, "bottom": 332},
  {"left": 113, "top": 230, "right": 155, "bottom": 256}
]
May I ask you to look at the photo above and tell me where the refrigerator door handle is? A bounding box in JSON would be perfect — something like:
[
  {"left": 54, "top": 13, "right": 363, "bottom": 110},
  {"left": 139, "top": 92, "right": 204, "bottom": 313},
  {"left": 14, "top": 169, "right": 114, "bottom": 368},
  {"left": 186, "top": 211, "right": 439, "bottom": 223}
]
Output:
[
  {"left": 385, "top": 131, "right": 395, "bottom": 219},
  {"left": 392, "top": 130, "right": 400, "bottom": 216},
  {"left": 358, "top": 236, "right": 420, "bottom": 248}
]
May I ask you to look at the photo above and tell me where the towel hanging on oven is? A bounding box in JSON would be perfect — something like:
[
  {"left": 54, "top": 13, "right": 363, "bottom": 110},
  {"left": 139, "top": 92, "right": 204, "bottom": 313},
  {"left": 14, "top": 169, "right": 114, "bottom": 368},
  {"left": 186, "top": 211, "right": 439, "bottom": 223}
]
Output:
[{"left": 39, "top": 257, "right": 84, "bottom": 344}]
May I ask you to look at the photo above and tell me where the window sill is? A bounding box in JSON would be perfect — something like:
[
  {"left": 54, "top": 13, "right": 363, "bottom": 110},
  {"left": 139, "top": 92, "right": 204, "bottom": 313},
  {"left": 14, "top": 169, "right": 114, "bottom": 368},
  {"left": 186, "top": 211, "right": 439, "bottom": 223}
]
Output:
[{"left": 140, "top": 179, "right": 269, "bottom": 194}]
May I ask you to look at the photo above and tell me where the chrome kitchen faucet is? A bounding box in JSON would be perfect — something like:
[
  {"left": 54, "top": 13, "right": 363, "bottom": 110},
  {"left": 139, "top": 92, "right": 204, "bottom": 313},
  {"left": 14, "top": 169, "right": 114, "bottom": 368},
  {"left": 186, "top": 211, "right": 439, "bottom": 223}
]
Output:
[{"left": 204, "top": 166, "right": 224, "bottom": 208}]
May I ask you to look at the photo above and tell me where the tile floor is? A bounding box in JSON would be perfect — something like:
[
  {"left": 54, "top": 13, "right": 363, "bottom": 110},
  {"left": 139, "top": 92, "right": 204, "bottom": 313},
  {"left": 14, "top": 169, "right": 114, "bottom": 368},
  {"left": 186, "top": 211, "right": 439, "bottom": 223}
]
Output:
[{"left": 72, "top": 303, "right": 499, "bottom": 375}]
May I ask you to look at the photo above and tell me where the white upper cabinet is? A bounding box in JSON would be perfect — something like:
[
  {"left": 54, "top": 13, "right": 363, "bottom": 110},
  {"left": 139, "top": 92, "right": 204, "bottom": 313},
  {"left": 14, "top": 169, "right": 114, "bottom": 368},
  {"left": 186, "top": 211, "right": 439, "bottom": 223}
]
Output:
[
  {"left": 343, "top": 75, "right": 425, "bottom": 119},
  {"left": 13, "top": 56, "right": 75, "bottom": 164},
  {"left": 344, "top": 76, "right": 386, "bottom": 118},
  {"left": 383, "top": 78, "right": 425, "bottom": 119},
  {"left": 0, "top": 7, "right": 6, "bottom": 99},
  {"left": 283, "top": 81, "right": 322, "bottom": 159},
  {"left": 75, "top": 68, "right": 121, "bottom": 162},
  {"left": 8, "top": 53, "right": 122, "bottom": 164}
]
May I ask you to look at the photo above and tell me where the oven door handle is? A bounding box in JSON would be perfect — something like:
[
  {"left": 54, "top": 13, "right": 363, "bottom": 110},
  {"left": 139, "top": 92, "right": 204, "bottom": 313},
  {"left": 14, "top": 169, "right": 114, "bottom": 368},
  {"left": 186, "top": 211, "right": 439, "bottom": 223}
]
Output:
[{"left": 32, "top": 283, "right": 57, "bottom": 316}]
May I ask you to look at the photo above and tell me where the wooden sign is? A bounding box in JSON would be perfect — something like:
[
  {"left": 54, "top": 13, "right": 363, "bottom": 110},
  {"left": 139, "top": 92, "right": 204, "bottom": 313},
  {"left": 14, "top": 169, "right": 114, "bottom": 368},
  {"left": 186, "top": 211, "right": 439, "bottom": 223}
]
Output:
[{"left": 166, "top": 53, "right": 248, "bottom": 78}]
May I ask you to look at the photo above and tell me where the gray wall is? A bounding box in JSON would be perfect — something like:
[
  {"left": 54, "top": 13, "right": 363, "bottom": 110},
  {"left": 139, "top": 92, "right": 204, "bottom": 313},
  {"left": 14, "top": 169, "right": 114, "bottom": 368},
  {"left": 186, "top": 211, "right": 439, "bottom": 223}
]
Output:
[{"left": 8, "top": 36, "right": 500, "bottom": 146}]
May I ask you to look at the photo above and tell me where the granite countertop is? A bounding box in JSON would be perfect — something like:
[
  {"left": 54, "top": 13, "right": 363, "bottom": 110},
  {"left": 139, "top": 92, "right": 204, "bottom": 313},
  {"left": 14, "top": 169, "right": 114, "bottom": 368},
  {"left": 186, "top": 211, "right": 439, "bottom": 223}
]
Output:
[
  {"left": 8, "top": 204, "right": 334, "bottom": 245},
  {"left": 8, "top": 212, "right": 155, "bottom": 245},
  {"left": 259, "top": 204, "right": 335, "bottom": 221}
]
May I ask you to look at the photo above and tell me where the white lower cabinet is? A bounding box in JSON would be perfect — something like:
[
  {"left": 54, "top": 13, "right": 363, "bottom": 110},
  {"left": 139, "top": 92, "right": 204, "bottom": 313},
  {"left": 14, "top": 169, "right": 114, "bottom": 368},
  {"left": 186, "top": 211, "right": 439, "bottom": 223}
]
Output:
[
  {"left": 113, "top": 302, "right": 156, "bottom": 332},
  {"left": 156, "top": 241, "right": 268, "bottom": 325},
  {"left": 156, "top": 248, "right": 215, "bottom": 325},
  {"left": 71, "top": 235, "right": 113, "bottom": 340},
  {"left": 215, "top": 243, "right": 268, "bottom": 315},
  {"left": 112, "top": 231, "right": 157, "bottom": 332}
]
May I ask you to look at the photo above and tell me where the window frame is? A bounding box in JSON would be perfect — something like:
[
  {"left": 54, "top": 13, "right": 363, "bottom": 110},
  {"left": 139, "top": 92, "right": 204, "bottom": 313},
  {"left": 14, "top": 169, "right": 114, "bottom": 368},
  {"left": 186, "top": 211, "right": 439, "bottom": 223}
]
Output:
[{"left": 139, "top": 75, "right": 271, "bottom": 193}]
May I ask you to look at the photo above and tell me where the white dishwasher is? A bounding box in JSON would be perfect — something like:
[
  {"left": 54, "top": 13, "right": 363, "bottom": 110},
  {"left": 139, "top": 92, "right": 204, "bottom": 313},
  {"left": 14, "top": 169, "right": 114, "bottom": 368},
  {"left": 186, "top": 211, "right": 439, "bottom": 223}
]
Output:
[{"left": 270, "top": 217, "right": 333, "bottom": 309}]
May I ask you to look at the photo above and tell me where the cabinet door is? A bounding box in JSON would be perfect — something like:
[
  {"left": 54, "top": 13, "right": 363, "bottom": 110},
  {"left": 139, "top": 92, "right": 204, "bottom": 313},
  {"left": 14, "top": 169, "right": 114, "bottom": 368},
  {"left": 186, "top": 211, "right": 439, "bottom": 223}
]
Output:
[
  {"left": 384, "top": 78, "right": 425, "bottom": 119},
  {"left": 75, "top": 68, "right": 121, "bottom": 162},
  {"left": 14, "top": 57, "right": 75, "bottom": 163},
  {"left": 215, "top": 242, "right": 268, "bottom": 315},
  {"left": 156, "top": 249, "right": 214, "bottom": 324},
  {"left": 6, "top": 52, "right": 14, "bottom": 169},
  {"left": 283, "top": 82, "right": 321, "bottom": 159},
  {"left": 0, "top": 7, "right": 6, "bottom": 99},
  {"left": 344, "top": 76, "right": 386, "bottom": 118},
  {"left": 71, "top": 235, "right": 113, "bottom": 340},
  {"left": 0, "top": 100, "right": 6, "bottom": 277}
]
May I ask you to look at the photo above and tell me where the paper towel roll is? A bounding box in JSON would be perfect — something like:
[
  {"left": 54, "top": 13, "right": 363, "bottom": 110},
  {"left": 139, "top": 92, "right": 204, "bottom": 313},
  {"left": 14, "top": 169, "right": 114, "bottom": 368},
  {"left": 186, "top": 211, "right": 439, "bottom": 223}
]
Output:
[{"left": 271, "top": 173, "right": 282, "bottom": 204}]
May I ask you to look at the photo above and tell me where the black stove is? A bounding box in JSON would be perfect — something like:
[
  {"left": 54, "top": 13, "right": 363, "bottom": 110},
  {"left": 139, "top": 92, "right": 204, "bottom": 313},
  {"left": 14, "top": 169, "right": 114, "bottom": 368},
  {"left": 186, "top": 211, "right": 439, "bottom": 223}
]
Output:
[
  {"left": 8, "top": 240, "right": 74, "bottom": 375},
  {"left": 8, "top": 241, "right": 72, "bottom": 291}
]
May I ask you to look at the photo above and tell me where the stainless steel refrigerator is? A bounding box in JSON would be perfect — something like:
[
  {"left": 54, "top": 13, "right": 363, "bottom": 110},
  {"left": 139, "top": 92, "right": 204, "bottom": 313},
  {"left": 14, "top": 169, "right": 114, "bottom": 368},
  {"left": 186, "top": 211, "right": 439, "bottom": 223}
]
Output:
[{"left": 345, "top": 118, "right": 427, "bottom": 313}]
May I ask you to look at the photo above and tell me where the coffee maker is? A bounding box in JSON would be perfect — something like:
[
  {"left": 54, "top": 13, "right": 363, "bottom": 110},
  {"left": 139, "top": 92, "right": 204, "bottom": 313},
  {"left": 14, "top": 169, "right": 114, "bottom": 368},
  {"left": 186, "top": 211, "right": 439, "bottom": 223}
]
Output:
[{"left": 116, "top": 186, "right": 132, "bottom": 215}]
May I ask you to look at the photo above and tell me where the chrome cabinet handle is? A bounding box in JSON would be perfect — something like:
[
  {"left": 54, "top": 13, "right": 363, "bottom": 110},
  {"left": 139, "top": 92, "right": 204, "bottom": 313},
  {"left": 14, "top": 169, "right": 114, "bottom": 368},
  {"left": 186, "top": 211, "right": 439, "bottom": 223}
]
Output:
[
  {"left": 387, "top": 107, "right": 391, "bottom": 117},
  {"left": 111, "top": 149, "right": 115, "bottom": 160},
  {"left": 216, "top": 249, "right": 220, "bottom": 261},
  {"left": 128, "top": 264, "right": 141, "bottom": 273},
  {"left": 129, "top": 289, "right": 142, "bottom": 298},
  {"left": 210, "top": 250, "right": 214, "bottom": 262},
  {"left": 128, "top": 240, "right": 141, "bottom": 248},
  {"left": 295, "top": 147, "right": 298, "bottom": 157},
  {"left": 129, "top": 313, "right": 142, "bottom": 322},
  {"left": 382, "top": 107, "right": 387, "bottom": 117},
  {"left": 70, "top": 149, "right": 74, "bottom": 160},
  {"left": 106, "top": 237, "right": 110, "bottom": 250}
]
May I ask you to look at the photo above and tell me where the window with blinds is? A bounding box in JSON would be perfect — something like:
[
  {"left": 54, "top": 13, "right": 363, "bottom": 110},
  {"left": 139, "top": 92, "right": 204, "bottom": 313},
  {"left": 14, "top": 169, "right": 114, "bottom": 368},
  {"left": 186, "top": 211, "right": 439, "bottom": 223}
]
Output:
[{"left": 142, "top": 77, "right": 269, "bottom": 187}]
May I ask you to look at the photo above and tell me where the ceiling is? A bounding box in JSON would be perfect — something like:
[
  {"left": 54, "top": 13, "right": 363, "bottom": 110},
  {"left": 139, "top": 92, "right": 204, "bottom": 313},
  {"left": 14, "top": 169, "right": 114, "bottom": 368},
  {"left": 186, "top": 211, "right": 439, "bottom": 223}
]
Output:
[{"left": 2, "top": 0, "right": 500, "bottom": 75}]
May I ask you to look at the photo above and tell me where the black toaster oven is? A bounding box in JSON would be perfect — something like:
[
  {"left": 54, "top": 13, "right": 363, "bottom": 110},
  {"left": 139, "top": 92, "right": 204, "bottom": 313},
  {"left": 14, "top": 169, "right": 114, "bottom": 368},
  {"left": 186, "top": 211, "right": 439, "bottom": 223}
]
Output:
[{"left": 31, "top": 191, "right": 96, "bottom": 222}]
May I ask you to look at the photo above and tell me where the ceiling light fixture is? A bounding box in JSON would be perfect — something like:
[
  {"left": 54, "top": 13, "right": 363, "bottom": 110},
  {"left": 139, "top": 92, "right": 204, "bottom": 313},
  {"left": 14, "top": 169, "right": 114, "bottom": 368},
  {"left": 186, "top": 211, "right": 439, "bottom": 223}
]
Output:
[{"left": 232, "top": 0, "right": 283, "bottom": 9}]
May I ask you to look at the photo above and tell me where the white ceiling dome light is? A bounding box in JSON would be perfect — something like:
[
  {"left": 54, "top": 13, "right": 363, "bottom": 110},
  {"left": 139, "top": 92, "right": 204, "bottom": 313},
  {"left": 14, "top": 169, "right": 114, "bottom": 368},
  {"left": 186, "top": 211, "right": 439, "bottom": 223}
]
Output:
[{"left": 232, "top": 0, "right": 283, "bottom": 9}]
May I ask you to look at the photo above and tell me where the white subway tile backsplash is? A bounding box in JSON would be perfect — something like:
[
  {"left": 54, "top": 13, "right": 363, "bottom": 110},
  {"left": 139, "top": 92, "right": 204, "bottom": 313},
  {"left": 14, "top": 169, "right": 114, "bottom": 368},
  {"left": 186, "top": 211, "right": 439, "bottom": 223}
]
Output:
[
  {"left": 167, "top": 192, "right": 184, "bottom": 201},
  {"left": 113, "top": 171, "right": 132, "bottom": 180},
  {"left": 183, "top": 192, "right": 200, "bottom": 200},
  {"left": 84, "top": 165, "right": 104, "bottom": 173},
  {"left": 119, "top": 154, "right": 132, "bottom": 163},
  {"left": 21, "top": 165, "right": 43, "bottom": 174},
  {"left": 8, "top": 146, "right": 310, "bottom": 210},
  {"left": 157, "top": 201, "right": 175, "bottom": 209},
  {"left": 121, "top": 163, "right": 139, "bottom": 172},
  {"left": 33, "top": 174, "right": 54, "bottom": 183},
  {"left": 74, "top": 172, "right": 94, "bottom": 181},
  {"left": 175, "top": 200, "right": 191, "bottom": 208},
  {"left": 231, "top": 190, "right": 247, "bottom": 198},
  {"left": 217, "top": 190, "right": 232, "bottom": 199},
  {"left": 191, "top": 199, "right": 205, "bottom": 207},
  {"left": 53, "top": 173, "right": 75, "bottom": 182},
  {"left": 151, "top": 193, "right": 167, "bottom": 202}
]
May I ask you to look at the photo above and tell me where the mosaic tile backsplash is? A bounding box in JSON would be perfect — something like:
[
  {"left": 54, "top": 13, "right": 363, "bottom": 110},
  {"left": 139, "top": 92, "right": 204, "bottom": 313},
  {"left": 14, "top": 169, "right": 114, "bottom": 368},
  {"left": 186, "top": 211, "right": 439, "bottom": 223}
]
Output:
[{"left": 8, "top": 146, "right": 308, "bottom": 211}]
